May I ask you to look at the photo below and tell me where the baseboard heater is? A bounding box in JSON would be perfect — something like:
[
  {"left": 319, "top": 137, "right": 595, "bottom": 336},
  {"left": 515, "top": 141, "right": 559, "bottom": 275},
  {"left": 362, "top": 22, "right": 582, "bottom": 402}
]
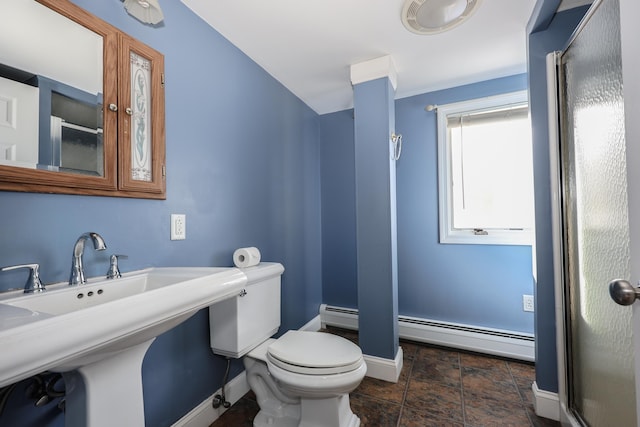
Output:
[{"left": 319, "top": 304, "right": 534, "bottom": 362}]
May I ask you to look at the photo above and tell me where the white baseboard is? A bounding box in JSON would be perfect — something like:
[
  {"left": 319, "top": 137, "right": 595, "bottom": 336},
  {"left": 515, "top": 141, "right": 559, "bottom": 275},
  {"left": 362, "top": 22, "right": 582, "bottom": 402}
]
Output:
[
  {"left": 320, "top": 304, "right": 534, "bottom": 362},
  {"left": 363, "top": 347, "right": 403, "bottom": 383},
  {"left": 532, "top": 381, "right": 560, "bottom": 421},
  {"left": 172, "top": 371, "right": 249, "bottom": 427},
  {"left": 299, "top": 314, "right": 322, "bottom": 332},
  {"left": 320, "top": 305, "right": 359, "bottom": 330}
]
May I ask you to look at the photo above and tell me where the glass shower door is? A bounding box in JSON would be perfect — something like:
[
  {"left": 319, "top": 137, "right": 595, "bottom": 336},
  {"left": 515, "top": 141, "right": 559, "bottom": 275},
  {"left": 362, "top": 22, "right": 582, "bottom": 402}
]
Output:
[{"left": 558, "top": 0, "right": 636, "bottom": 424}]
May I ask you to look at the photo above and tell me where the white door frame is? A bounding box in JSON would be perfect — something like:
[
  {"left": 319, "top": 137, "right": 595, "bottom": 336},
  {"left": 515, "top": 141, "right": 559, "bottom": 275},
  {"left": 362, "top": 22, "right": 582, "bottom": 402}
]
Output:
[{"left": 547, "top": 49, "right": 580, "bottom": 427}]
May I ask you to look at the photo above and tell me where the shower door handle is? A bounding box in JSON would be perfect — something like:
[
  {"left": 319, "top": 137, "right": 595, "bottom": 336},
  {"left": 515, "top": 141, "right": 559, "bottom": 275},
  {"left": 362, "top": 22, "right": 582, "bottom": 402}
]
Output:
[{"left": 609, "top": 279, "right": 640, "bottom": 306}]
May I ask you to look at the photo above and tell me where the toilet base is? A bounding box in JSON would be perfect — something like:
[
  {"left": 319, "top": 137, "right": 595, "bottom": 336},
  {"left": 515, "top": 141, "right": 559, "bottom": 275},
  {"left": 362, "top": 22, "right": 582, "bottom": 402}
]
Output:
[
  {"left": 246, "top": 354, "right": 362, "bottom": 427},
  {"left": 299, "top": 394, "right": 360, "bottom": 427},
  {"left": 254, "top": 410, "right": 299, "bottom": 427},
  {"left": 253, "top": 394, "right": 360, "bottom": 427}
]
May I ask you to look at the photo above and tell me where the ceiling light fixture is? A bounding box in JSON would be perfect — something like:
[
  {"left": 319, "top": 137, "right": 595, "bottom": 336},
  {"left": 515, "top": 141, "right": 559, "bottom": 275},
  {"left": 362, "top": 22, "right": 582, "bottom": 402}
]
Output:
[
  {"left": 401, "top": 0, "right": 481, "bottom": 35},
  {"left": 124, "top": 0, "right": 164, "bottom": 25}
]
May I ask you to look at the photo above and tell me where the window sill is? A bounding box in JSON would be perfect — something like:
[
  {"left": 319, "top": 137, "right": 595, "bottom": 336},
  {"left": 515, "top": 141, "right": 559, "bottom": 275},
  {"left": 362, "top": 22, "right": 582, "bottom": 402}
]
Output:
[{"left": 439, "top": 229, "right": 533, "bottom": 246}]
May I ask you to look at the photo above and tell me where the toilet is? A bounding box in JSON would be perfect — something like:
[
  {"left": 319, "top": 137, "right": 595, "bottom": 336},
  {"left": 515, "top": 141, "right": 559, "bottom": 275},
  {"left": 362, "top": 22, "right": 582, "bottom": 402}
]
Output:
[{"left": 209, "top": 262, "right": 367, "bottom": 427}]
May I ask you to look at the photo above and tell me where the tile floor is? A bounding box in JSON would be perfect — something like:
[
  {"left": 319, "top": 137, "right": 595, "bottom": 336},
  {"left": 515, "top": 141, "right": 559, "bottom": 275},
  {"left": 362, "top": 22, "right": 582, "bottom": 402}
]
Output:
[{"left": 210, "top": 327, "right": 560, "bottom": 427}]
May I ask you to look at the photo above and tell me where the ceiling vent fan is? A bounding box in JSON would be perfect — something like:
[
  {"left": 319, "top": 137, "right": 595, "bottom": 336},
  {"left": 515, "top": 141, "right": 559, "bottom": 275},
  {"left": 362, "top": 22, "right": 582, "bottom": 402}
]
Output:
[{"left": 401, "top": 0, "right": 481, "bottom": 35}]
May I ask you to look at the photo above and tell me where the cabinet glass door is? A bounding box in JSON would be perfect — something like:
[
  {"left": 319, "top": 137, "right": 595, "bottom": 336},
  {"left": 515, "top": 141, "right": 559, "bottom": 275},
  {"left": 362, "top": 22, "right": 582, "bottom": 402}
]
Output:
[{"left": 118, "top": 34, "right": 165, "bottom": 195}]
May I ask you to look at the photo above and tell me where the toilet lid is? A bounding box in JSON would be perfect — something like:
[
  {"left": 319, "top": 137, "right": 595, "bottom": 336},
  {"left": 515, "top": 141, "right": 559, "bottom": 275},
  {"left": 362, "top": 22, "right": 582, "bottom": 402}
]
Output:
[{"left": 267, "top": 331, "right": 364, "bottom": 375}]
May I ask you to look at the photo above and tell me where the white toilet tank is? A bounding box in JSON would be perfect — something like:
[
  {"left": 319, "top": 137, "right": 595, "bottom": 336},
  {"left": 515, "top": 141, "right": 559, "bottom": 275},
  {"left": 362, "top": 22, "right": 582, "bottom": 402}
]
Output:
[{"left": 209, "top": 262, "right": 284, "bottom": 358}]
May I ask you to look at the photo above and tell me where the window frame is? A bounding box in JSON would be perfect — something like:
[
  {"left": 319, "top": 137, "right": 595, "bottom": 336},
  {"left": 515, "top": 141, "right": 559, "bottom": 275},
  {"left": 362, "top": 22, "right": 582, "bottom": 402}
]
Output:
[{"left": 436, "top": 90, "right": 534, "bottom": 246}]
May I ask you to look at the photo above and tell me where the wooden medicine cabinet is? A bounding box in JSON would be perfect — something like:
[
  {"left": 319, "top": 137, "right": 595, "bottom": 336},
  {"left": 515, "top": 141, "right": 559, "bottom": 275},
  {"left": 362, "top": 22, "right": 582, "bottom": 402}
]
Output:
[{"left": 0, "top": 0, "right": 165, "bottom": 199}]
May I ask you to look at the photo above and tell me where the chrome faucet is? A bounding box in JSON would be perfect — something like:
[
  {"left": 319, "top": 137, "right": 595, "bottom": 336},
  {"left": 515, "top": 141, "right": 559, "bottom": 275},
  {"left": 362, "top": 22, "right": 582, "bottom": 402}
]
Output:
[{"left": 69, "top": 232, "right": 107, "bottom": 286}]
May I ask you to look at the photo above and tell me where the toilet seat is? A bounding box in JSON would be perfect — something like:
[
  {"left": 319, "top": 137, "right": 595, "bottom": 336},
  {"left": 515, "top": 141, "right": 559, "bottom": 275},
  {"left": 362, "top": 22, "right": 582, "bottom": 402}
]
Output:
[
  {"left": 266, "top": 357, "right": 367, "bottom": 398},
  {"left": 267, "top": 331, "right": 364, "bottom": 375}
]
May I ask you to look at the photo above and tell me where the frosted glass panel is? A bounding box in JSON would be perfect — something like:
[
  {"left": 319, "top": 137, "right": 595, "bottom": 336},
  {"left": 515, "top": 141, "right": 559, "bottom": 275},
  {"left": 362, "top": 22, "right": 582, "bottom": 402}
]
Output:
[
  {"left": 561, "top": 0, "right": 636, "bottom": 424},
  {"left": 130, "top": 52, "right": 152, "bottom": 182}
]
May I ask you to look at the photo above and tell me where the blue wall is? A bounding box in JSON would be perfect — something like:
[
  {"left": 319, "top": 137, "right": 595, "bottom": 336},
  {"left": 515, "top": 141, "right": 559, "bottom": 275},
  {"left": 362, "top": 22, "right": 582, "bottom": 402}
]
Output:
[
  {"left": 319, "top": 110, "right": 358, "bottom": 308},
  {"left": 321, "top": 74, "right": 536, "bottom": 334},
  {"left": 527, "top": 5, "right": 590, "bottom": 394},
  {"left": 0, "top": 1, "right": 322, "bottom": 426}
]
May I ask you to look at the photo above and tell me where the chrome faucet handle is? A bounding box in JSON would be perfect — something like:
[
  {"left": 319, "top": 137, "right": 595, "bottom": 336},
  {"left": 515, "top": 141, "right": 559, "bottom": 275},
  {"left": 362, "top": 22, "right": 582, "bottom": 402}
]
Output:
[
  {"left": 0, "top": 264, "right": 46, "bottom": 293},
  {"left": 106, "top": 254, "right": 128, "bottom": 279}
]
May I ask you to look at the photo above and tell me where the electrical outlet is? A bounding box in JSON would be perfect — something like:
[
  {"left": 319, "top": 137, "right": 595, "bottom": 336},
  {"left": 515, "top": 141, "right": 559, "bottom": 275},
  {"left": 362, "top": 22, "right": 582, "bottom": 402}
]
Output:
[
  {"left": 170, "top": 214, "right": 186, "bottom": 240},
  {"left": 523, "top": 295, "right": 534, "bottom": 312}
]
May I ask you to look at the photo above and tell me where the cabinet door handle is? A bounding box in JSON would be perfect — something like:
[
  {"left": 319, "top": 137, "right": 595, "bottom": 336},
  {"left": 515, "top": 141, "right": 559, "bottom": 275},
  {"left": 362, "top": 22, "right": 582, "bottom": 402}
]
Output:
[
  {"left": 125, "top": 107, "right": 133, "bottom": 115},
  {"left": 108, "top": 103, "right": 118, "bottom": 112}
]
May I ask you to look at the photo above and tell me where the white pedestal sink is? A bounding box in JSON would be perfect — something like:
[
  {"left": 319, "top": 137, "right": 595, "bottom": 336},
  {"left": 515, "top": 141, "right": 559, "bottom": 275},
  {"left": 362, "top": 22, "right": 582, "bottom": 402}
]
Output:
[{"left": 0, "top": 267, "right": 247, "bottom": 427}]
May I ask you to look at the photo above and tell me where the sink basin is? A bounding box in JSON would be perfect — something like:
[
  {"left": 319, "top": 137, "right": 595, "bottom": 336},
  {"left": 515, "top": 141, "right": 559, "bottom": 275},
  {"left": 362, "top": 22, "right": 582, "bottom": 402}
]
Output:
[
  {"left": 0, "top": 267, "right": 246, "bottom": 383},
  {"left": 4, "top": 268, "right": 231, "bottom": 316},
  {"left": 0, "top": 266, "right": 247, "bottom": 427}
]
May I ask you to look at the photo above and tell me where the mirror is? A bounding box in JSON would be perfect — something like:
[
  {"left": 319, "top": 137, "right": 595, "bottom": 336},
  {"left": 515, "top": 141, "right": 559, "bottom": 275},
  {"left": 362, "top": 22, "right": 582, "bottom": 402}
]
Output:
[{"left": 0, "top": 0, "right": 104, "bottom": 176}]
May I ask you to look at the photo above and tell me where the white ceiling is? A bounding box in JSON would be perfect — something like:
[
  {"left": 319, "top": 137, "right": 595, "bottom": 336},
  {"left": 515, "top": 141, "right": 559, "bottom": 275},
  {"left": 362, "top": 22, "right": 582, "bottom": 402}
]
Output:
[{"left": 181, "top": 0, "right": 583, "bottom": 115}]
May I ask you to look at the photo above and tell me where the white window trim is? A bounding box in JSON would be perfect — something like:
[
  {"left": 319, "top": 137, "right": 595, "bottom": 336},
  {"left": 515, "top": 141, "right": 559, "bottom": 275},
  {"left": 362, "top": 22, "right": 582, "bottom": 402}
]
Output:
[{"left": 436, "top": 90, "right": 533, "bottom": 246}]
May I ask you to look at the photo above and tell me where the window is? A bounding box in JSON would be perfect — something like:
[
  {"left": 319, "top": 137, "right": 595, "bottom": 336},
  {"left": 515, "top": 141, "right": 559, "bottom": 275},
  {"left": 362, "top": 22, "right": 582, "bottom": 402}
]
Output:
[{"left": 437, "top": 91, "right": 534, "bottom": 245}]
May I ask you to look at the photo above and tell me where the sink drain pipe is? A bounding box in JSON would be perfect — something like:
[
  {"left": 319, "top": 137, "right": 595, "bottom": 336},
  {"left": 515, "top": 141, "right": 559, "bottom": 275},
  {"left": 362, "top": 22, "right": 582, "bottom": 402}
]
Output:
[
  {"left": 0, "top": 373, "right": 66, "bottom": 417},
  {"left": 0, "top": 383, "right": 17, "bottom": 417}
]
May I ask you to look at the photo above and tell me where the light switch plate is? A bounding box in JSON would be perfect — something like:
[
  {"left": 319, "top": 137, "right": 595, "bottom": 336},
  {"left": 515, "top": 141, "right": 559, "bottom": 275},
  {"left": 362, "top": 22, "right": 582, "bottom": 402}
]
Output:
[{"left": 170, "top": 214, "right": 186, "bottom": 240}]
